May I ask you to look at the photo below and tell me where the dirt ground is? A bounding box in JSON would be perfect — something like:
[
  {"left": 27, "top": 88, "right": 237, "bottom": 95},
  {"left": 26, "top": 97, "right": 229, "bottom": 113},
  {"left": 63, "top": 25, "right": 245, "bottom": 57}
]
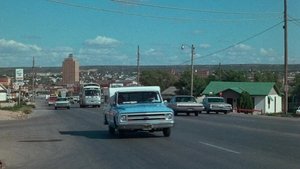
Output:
[{"left": 0, "top": 110, "right": 28, "bottom": 120}]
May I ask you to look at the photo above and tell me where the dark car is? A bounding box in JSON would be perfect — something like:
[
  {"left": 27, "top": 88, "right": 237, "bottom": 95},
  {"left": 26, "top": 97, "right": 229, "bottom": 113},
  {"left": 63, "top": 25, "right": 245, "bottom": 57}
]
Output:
[{"left": 167, "top": 95, "right": 204, "bottom": 116}]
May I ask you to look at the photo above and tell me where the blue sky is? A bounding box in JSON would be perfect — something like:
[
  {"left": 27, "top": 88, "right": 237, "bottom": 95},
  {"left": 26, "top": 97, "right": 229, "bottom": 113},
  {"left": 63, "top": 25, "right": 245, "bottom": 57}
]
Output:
[{"left": 0, "top": 0, "right": 299, "bottom": 67}]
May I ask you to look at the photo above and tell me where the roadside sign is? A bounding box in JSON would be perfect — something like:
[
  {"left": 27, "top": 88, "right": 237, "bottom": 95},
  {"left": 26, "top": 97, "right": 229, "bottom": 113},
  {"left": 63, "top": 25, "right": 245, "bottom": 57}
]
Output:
[
  {"left": 15, "top": 69, "right": 24, "bottom": 81},
  {"left": 15, "top": 69, "right": 24, "bottom": 86}
]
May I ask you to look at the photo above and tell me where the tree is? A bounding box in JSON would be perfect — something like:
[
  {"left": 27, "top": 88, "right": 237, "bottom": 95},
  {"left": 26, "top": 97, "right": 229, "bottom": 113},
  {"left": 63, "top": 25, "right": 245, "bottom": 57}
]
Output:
[
  {"left": 222, "top": 70, "right": 248, "bottom": 82},
  {"left": 253, "top": 71, "right": 282, "bottom": 92},
  {"left": 174, "top": 71, "right": 207, "bottom": 96},
  {"left": 139, "top": 70, "right": 176, "bottom": 91},
  {"left": 291, "top": 74, "right": 300, "bottom": 97},
  {"left": 238, "top": 91, "right": 254, "bottom": 113},
  {"left": 212, "top": 69, "right": 248, "bottom": 82}
]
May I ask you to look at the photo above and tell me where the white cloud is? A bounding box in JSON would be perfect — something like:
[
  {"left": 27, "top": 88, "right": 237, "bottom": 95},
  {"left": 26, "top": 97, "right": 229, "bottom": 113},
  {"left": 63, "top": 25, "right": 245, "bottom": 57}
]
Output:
[
  {"left": 226, "top": 44, "right": 253, "bottom": 57},
  {"left": 144, "top": 48, "right": 163, "bottom": 56},
  {"left": 199, "top": 43, "right": 211, "bottom": 49},
  {"left": 84, "top": 36, "right": 121, "bottom": 47},
  {"left": 260, "top": 48, "right": 276, "bottom": 57},
  {"left": 234, "top": 44, "right": 252, "bottom": 51},
  {"left": 0, "top": 39, "right": 41, "bottom": 53}
]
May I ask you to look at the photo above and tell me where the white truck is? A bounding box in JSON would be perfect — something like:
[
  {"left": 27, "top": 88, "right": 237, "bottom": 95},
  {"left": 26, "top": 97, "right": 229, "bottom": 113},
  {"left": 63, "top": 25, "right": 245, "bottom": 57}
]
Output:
[{"left": 104, "top": 86, "right": 174, "bottom": 137}]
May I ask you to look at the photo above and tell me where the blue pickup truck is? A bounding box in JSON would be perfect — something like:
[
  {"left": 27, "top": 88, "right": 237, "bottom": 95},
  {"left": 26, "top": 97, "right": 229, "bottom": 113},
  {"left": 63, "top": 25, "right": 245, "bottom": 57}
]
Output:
[{"left": 104, "top": 86, "right": 174, "bottom": 137}]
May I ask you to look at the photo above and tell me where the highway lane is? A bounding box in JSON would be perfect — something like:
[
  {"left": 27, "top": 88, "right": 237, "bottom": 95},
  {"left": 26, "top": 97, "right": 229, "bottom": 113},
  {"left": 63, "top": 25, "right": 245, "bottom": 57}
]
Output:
[{"left": 0, "top": 98, "right": 300, "bottom": 169}]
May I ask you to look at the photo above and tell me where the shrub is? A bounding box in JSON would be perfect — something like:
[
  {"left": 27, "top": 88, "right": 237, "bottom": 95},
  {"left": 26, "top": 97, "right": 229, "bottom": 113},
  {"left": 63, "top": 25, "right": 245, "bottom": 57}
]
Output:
[
  {"left": 238, "top": 91, "right": 254, "bottom": 113},
  {"left": 21, "top": 107, "right": 32, "bottom": 114}
]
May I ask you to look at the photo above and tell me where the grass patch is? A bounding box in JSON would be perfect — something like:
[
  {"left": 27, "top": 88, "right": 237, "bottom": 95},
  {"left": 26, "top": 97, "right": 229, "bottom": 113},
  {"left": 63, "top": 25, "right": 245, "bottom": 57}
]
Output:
[{"left": 0, "top": 103, "right": 33, "bottom": 114}]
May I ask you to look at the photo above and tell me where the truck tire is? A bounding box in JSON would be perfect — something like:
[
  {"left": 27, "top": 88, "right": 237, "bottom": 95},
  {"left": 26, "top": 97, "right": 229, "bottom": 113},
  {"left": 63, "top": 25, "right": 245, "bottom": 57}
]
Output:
[
  {"left": 163, "top": 128, "right": 171, "bottom": 137},
  {"left": 195, "top": 112, "right": 199, "bottom": 116},
  {"left": 118, "top": 130, "right": 126, "bottom": 138},
  {"left": 109, "top": 126, "right": 115, "bottom": 135},
  {"left": 104, "top": 115, "right": 108, "bottom": 125}
]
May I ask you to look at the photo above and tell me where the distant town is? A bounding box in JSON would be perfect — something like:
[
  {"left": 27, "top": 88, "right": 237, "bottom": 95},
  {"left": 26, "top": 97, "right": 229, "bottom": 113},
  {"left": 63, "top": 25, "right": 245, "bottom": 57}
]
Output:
[{"left": 1, "top": 53, "right": 300, "bottom": 108}]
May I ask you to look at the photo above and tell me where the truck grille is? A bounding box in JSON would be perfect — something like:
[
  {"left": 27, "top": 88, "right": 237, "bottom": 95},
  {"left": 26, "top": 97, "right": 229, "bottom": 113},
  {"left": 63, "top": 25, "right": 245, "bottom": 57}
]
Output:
[{"left": 127, "top": 113, "right": 166, "bottom": 121}]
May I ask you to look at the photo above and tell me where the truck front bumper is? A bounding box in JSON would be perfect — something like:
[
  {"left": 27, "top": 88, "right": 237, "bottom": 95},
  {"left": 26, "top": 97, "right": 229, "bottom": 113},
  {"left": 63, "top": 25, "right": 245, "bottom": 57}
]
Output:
[{"left": 117, "top": 121, "right": 174, "bottom": 131}]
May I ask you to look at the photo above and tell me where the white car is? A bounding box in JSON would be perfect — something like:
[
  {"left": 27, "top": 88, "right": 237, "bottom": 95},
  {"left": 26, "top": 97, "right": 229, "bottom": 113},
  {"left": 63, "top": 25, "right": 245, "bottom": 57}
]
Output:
[
  {"left": 55, "top": 97, "right": 71, "bottom": 110},
  {"left": 296, "top": 106, "right": 300, "bottom": 114}
]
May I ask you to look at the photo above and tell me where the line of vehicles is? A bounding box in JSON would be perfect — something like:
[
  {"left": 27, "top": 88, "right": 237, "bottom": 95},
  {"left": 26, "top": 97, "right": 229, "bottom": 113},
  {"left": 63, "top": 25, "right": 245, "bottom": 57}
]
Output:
[
  {"left": 46, "top": 83, "right": 102, "bottom": 109},
  {"left": 46, "top": 82, "right": 232, "bottom": 137}
]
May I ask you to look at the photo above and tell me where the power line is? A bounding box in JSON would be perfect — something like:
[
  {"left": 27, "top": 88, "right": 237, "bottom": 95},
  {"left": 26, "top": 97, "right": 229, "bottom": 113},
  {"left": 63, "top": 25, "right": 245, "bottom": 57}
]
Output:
[
  {"left": 288, "top": 15, "right": 300, "bottom": 27},
  {"left": 112, "top": 0, "right": 281, "bottom": 16},
  {"left": 47, "top": 0, "right": 190, "bottom": 21},
  {"left": 180, "top": 21, "right": 283, "bottom": 65},
  {"left": 47, "top": 0, "right": 280, "bottom": 22}
]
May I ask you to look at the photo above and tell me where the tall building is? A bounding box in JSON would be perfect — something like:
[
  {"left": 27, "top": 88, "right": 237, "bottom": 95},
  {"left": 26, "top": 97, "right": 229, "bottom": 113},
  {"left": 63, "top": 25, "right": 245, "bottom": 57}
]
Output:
[{"left": 62, "top": 54, "right": 79, "bottom": 85}]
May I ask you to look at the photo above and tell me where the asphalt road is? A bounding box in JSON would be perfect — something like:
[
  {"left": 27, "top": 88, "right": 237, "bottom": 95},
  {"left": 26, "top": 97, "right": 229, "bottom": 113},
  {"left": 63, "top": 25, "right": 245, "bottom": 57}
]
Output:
[{"left": 1, "top": 97, "right": 300, "bottom": 169}]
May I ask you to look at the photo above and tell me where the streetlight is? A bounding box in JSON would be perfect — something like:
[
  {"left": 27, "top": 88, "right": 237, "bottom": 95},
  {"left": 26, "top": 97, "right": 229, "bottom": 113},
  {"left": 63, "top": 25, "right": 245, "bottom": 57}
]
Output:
[{"left": 181, "top": 44, "right": 195, "bottom": 96}]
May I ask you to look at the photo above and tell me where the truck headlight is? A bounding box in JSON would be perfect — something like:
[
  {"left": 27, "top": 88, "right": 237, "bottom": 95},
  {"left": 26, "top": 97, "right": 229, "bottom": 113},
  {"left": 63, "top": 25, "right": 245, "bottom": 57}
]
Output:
[
  {"left": 119, "top": 115, "right": 127, "bottom": 122},
  {"left": 165, "top": 113, "right": 173, "bottom": 120}
]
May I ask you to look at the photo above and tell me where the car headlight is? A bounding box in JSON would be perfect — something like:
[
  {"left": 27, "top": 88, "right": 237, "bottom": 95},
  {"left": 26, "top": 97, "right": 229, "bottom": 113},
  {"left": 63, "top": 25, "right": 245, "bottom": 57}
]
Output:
[
  {"left": 119, "top": 115, "right": 127, "bottom": 122},
  {"left": 165, "top": 113, "right": 173, "bottom": 120}
]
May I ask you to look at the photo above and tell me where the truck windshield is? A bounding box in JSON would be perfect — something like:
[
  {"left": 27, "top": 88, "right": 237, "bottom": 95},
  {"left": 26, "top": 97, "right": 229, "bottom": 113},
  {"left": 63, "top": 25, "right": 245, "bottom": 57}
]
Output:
[
  {"left": 117, "top": 91, "right": 161, "bottom": 104},
  {"left": 85, "top": 89, "right": 100, "bottom": 96}
]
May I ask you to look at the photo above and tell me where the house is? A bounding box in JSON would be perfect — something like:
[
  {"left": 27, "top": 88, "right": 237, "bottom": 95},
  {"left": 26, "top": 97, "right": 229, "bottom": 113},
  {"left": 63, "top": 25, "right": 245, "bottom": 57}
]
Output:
[
  {"left": 0, "top": 83, "right": 7, "bottom": 102},
  {"left": 202, "top": 81, "right": 282, "bottom": 114},
  {"left": 0, "top": 76, "right": 11, "bottom": 88}
]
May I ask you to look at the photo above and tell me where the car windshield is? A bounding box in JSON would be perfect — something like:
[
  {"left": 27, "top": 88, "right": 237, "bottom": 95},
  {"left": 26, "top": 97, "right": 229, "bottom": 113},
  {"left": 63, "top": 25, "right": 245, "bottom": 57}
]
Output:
[
  {"left": 207, "top": 98, "right": 224, "bottom": 102},
  {"left": 175, "top": 97, "right": 196, "bottom": 102},
  {"left": 49, "top": 97, "right": 57, "bottom": 100},
  {"left": 117, "top": 91, "right": 161, "bottom": 104},
  {"left": 57, "top": 98, "right": 67, "bottom": 101}
]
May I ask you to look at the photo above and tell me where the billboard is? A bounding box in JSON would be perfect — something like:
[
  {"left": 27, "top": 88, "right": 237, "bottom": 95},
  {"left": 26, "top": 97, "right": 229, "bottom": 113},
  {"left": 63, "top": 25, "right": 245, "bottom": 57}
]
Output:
[{"left": 15, "top": 69, "right": 24, "bottom": 82}]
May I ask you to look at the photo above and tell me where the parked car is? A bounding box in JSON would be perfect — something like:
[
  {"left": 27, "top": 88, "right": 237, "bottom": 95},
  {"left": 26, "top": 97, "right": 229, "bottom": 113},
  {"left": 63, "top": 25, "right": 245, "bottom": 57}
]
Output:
[
  {"left": 54, "top": 97, "right": 71, "bottom": 110},
  {"left": 167, "top": 95, "right": 204, "bottom": 116},
  {"left": 72, "top": 96, "right": 80, "bottom": 103},
  {"left": 202, "top": 96, "right": 232, "bottom": 114},
  {"left": 48, "top": 96, "right": 57, "bottom": 106},
  {"left": 296, "top": 106, "right": 300, "bottom": 114}
]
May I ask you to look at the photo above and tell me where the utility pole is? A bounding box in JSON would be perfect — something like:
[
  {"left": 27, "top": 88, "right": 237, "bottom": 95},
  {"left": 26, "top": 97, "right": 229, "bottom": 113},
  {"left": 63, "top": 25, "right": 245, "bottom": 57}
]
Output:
[
  {"left": 32, "top": 56, "right": 35, "bottom": 102},
  {"left": 137, "top": 45, "right": 140, "bottom": 84},
  {"left": 283, "top": 0, "right": 288, "bottom": 114},
  {"left": 219, "top": 62, "right": 222, "bottom": 81},
  {"left": 190, "top": 44, "right": 195, "bottom": 96}
]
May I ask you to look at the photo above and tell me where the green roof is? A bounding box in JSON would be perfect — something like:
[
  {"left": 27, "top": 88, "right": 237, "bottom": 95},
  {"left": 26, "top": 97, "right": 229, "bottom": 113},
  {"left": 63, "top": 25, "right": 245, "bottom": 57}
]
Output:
[{"left": 202, "top": 81, "right": 277, "bottom": 96}]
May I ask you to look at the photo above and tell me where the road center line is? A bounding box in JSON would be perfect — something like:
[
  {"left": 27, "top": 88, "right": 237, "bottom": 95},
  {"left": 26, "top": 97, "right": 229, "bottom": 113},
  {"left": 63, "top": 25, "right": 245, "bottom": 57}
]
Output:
[{"left": 199, "top": 141, "right": 241, "bottom": 154}]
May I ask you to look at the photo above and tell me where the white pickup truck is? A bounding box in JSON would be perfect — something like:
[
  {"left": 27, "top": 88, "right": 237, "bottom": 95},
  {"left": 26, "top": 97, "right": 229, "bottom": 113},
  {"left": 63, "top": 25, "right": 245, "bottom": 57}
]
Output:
[{"left": 104, "top": 86, "right": 174, "bottom": 137}]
